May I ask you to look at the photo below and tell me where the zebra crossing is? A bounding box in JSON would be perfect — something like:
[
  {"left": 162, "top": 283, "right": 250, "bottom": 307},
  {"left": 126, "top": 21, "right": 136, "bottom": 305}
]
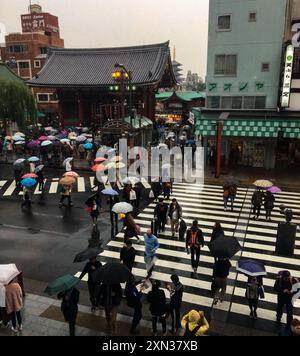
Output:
[
  {"left": 0, "top": 176, "right": 149, "bottom": 197},
  {"left": 76, "top": 182, "right": 300, "bottom": 331}
]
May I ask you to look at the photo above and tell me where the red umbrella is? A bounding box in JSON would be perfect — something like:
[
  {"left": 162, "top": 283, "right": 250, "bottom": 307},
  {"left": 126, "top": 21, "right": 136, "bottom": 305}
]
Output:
[
  {"left": 94, "top": 157, "right": 108, "bottom": 163},
  {"left": 63, "top": 171, "right": 80, "bottom": 178},
  {"left": 22, "top": 173, "right": 38, "bottom": 179},
  {"left": 91, "top": 164, "right": 107, "bottom": 172},
  {"left": 38, "top": 136, "right": 49, "bottom": 141}
]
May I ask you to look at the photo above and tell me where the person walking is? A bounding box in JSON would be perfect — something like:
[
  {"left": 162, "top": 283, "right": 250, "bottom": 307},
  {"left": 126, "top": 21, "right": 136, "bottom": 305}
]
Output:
[
  {"left": 90, "top": 197, "right": 101, "bottom": 227},
  {"left": 163, "top": 182, "right": 172, "bottom": 201},
  {"left": 79, "top": 257, "right": 102, "bottom": 312},
  {"left": 21, "top": 186, "right": 32, "bottom": 209},
  {"left": 186, "top": 220, "right": 204, "bottom": 273},
  {"left": 59, "top": 184, "right": 73, "bottom": 208},
  {"left": 166, "top": 274, "right": 184, "bottom": 335},
  {"left": 58, "top": 287, "right": 80, "bottom": 336},
  {"left": 120, "top": 240, "right": 136, "bottom": 272},
  {"left": 246, "top": 277, "right": 260, "bottom": 319},
  {"left": 264, "top": 191, "right": 275, "bottom": 221},
  {"left": 36, "top": 169, "right": 45, "bottom": 191},
  {"left": 144, "top": 230, "right": 159, "bottom": 278},
  {"left": 181, "top": 310, "right": 209, "bottom": 337},
  {"left": 5, "top": 279, "right": 23, "bottom": 333},
  {"left": 154, "top": 198, "right": 168, "bottom": 233},
  {"left": 251, "top": 188, "right": 264, "bottom": 220},
  {"left": 125, "top": 277, "right": 145, "bottom": 335},
  {"left": 134, "top": 182, "right": 142, "bottom": 212},
  {"left": 223, "top": 184, "right": 230, "bottom": 211},
  {"left": 228, "top": 184, "right": 237, "bottom": 211},
  {"left": 151, "top": 179, "right": 162, "bottom": 202},
  {"left": 274, "top": 271, "right": 298, "bottom": 331},
  {"left": 212, "top": 258, "right": 232, "bottom": 305},
  {"left": 123, "top": 212, "right": 141, "bottom": 244},
  {"left": 179, "top": 219, "right": 187, "bottom": 241},
  {"left": 147, "top": 281, "right": 167, "bottom": 336},
  {"left": 97, "top": 283, "right": 122, "bottom": 335},
  {"left": 210, "top": 222, "right": 224, "bottom": 243},
  {"left": 168, "top": 198, "right": 182, "bottom": 237}
]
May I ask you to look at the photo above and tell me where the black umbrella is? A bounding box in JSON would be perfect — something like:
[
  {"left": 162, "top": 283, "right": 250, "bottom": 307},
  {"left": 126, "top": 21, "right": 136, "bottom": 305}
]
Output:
[
  {"left": 85, "top": 193, "right": 99, "bottom": 207},
  {"left": 93, "top": 262, "right": 132, "bottom": 285},
  {"left": 208, "top": 235, "right": 241, "bottom": 259},
  {"left": 73, "top": 245, "right": 104, "bottom": 263}
]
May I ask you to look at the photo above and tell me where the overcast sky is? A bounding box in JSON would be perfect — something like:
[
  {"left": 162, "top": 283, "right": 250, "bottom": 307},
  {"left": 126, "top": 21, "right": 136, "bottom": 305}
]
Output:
[{"left": 0, "top": 0, "right": 209, "bottom": 78}]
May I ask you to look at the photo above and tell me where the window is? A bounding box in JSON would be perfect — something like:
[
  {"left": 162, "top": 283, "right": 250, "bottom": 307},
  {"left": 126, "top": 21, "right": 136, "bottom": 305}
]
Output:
[
  {"left": 261, "top": 63, "right": 270, "bottom": 72},
  {"left": 7, "top": 44, "right": 28, "bottom": 53},
  {"left": 221, "top": 97, "right": 232, "bottom": 109},
  {"left": 255, "top": 96, "right": 266, "bottom": 109},
  {"left": 40, "top": 47, "right": 48, "bottom": 54},
  {"left": 18, "top": 61, "right": 30, "bottom": 69},
  {"left": 244, "top": 96, "right": 255, "bottom": 109},
  {"left": 34, "top": 60, "right": 41, "bottom": 68},
  {"left": 232, "top": 96, "right": 243, "bottom": 109},
  {"left": 215, "top": 55, "right": 237, "bottom": 76},
  {"left": 49, "top": 93, "right": 58, "bottom": 102},
  {"left": 207, "top": 96, "right": 220, "bottom": 109},
  {"left": 249, "top": 12, "right": 257, "bottom": 22},
  {"left": 37, "top": 94, "right": 49, "bottom": 103},
  {"left": 217, "top": 15, "right": 231, "bottom": 31}
]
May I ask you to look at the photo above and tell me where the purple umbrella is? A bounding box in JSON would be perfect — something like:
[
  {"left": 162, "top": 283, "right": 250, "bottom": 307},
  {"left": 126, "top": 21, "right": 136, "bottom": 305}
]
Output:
[
  {"left": 27, "top": 140, "right": 40, "bottom": 149},
  {"left": 237, "top": 259, "right": 267, "bottom": 277},
  {"left": 267, "top": 186, "right": 282, "bottom": 194}
]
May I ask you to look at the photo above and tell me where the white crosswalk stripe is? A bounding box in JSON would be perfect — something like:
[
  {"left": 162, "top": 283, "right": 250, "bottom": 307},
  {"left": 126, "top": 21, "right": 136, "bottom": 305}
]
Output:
[{"left": 76, "top": 182, "right": 300, "bottom": 330}]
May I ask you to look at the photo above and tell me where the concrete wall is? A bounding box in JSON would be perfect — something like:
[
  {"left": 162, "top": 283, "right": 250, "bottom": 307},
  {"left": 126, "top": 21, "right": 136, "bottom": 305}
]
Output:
[{"left": 207, "top": 0, "right": 287, "bottom": 109}]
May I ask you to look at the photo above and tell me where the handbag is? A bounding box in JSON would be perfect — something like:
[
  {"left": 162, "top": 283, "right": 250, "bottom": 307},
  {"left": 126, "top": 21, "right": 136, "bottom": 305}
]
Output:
[
  {"left": 258, "top": 286, "right": 265, "bottom": 299},
  {"left": 129, "top": 190, "right": 137, "bottom": 201},
  {"left": 149, "top": 190, "right": 155, "bottom": 199}
]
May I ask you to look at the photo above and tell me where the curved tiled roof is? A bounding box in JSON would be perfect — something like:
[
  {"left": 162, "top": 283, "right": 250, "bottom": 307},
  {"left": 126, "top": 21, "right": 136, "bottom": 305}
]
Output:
[{"left": 28, "top": 42, "right": 176, "bottom": 88}]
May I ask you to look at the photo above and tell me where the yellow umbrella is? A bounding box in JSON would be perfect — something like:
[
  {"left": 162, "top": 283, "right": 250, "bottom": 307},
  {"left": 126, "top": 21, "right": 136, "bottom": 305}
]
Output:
[
  {"left": 59, "top": 177, "right": 76, "bottom": 186},
  {"left": 253, "top": 180, "right": 273, "bottom": 189}
]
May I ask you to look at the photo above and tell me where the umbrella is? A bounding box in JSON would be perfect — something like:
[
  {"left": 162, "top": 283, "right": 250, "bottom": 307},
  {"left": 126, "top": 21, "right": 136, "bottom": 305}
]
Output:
[
  {"left": 267, "top": 186, "right": 282, "bottom": 194},
  {"left": 21, "top": 178, "right": 37, "bottom": 187},
  {"left": 93, "top": 262, "right": 132, "bottom": 285},
  {"left": 158, "top": 143, "right": 168, "bottom": 148},
  {"left": 112, "top": 202, "right": 133, "bottom": 214},
  {"left": 101, "top": 188, "right": 119, "bottom": 196},
  {"left": 208, "top": 235, "right": 241, "bottom": 259},
  {"left": 59, "top": 177, "right": 76, "bottom": 186},
  {"left": 253, "top": 180, "right": 273, "bottom": 189},
  {"left": 22, "top": 173, "right": 38, "bottom": 179},
  {"left": 41, "top": 140, "right": 53, "bottom": 147},
  {"left": 107, "top": 148, "right": 116, "bottom": 153},
  {"left": 0, "top": 264, "right": 20, "bottom": 284},
  {"left": 167, "top": 132, "right": 176, "bottom": 137},
  {"left": 83, "top": 134, "right": 93, "bottom": 138},
  {"left": 27, "top": 140, "right": 40, "bottom": 149},
  {"left": 86, "top": 138, "right": 93, "bottom": 143},
  {"left": 109, "top": 162, "right": 126, "bottom": 169},
  {"left": 14, "top": 158, "right": 26, "bottom": 166},
  {"left": 38, "top": 136, "right": 49, "bottom": 141},
  {"left": 76, "top": 135, "right": 87, "bottom": 143},
  {"left": 15, "top": 141, "right": 25, "bottom": 145},
  {"left": 85, "top": 193, "right": 99, "bottom": 207},
  {"left": 81, "top": 127, "right": 89, "bottom": 133},
  {"left": 35, "top": 165, "right": 44, "bottom": 173},
  {"left": 68, "top": 133, "right": 77, "bottom": 139},
  {"left": 83, "top": 143, "right": 93, "bottom": 150},
  {"left": 73, "top": 247, "right": 104, "bottom": 263},
  {"left": 63, "top": 171, "right": 80, "bottom": 178},
  {"left": 110, "top": 156, "right": 123, "bottom": 162},
  {"left": 5, "top": 136, "right": 12, "bottom": 140},
  {"left": 60, "top": 138, "right": 70, "bottom": 144},
  {"left": 12, "top": 135, "right": 24, "bottom": 142},
  {"left": 44, "top": 126, "right": 56, "bottom": 132},
  {"left": 94, "top": 157, "right": 108, "bottom": 163},
  {"left": 123, "top": 177, "right": 140, "bottom": 185},
  {"left": 91, "top": 164, "right": 107, "bottom": 172},
  {"left": 28, "top": 156, "right": 40, "bottom": 163},
  {"left": 62, "top": 157, "right": 73, "bottom": 167},
  {"left": 44, "top": 275, "right": 79, "bottom": 296},
  {"left": 48, "top": 135, "right": 57, "bottom": 141},
  {"left": 236, "top": 259, "right": 267, "bottom": 277},
  {"left": 14, "top": 132, "right": 25, "bottom": 137},
  {"left": 182, "top": 125, "right": 191, "bottom": 130}
]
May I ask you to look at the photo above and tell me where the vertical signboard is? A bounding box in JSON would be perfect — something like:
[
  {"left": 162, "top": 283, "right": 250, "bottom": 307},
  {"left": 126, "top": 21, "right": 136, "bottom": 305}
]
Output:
[{"left": 281, "top": 45, "right": 294, "bottom": 108}]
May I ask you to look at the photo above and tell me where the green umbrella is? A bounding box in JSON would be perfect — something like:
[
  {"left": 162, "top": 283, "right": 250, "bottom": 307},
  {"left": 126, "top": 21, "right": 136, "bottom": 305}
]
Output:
[{"left": 44, "top": 275, "right": 79, "bottom": 296}]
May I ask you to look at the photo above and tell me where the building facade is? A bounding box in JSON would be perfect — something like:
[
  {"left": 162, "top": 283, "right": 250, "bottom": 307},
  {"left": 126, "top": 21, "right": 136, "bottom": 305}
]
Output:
[{"left": 196, "top": 0, "right": 300, "bottom": 171}]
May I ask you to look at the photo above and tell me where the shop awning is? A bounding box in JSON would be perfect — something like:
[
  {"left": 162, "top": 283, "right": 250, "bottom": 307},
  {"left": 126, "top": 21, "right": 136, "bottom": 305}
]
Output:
[
  {"left": 194, "top": 112, "right": 300, "bottom": 139},
  {"left": 125, "top": 116, "right": 153, "bottom": 129}
]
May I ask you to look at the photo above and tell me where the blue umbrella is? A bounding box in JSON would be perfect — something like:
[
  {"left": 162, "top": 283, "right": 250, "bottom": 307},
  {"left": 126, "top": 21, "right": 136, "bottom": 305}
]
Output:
[
  {"left": 84, "top": 143, "right": 93, "bottom": 150},
  {"left": 236, "top": 259, "right": 267, "bottom": 277},
  {"left": 21, "top": 178, "right": 37, "bottom": 187},
  {"left": 101, "top": 188, "right": 119, "bottom": 196},
  {"left": 28, "top": 156, "right": 40, "bottom": 163}
]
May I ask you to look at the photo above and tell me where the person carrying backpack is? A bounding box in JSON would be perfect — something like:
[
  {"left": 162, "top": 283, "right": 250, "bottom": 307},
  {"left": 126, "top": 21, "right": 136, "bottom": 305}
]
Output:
[
  {"left": 186, "top": 220, "right": 204, "bottom": 273},
  {"left": 251, "top": 188, "right": 264, "bottom": 220},
  {"left": 181, "top": 310, "right": 209, "bottom": 336}
]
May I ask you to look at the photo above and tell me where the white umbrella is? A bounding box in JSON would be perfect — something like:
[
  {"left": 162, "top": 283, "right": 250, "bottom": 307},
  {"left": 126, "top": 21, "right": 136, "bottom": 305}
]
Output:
[
  {"left": 12, "top": 135, "right": 24, "bottom": 142},
  {"left": 68, "top": 133, "right": 77, "bottom": 139},
  {"left": 123, "top": 177, "right": 140, "bottom": 185},
  {"left": 63, "top": 157, "right": 74, "bottom": 167},
  {"left": 14, "top": 132, "right": 25, "bottom": 137},
  {"left": 41, "top": 140, "right": 53, "bottom": 147},
  {"left": 0, "top": 264, "right": 20, "bottom": 307},
  {"left": 76, "top": 135, "right": 87, "bottom": 143},
  {"left": 15, "top": 141, "right": 25, "bottom": 145},
  {"left": 14, "top": 158, "right": 26, "bottom": 165},
  {"left": 158, "top": 143, "right": 168, "bottom": 148},
  {"left": 112, "top": 202, "right": 134, "bottom": 214},
  {"left": 60, "top": 138, "right": 71, "bottom": 144},
  {"left": 48, "top": 135, "right": 57, "bottom": 141}
]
